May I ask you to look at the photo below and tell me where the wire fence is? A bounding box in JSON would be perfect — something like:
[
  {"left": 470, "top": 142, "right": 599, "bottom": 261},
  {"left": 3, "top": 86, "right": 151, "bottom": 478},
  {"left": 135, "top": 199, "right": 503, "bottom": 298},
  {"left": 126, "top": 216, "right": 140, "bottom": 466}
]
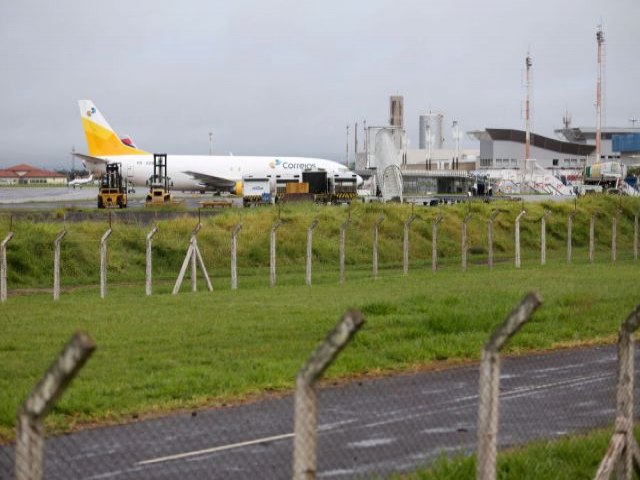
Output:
[
  {"left": 1, "top": 298, "right": 639, "bottom": 479},
  {"left": 0, "top": 206, "right": 639, "bottom": 301}
]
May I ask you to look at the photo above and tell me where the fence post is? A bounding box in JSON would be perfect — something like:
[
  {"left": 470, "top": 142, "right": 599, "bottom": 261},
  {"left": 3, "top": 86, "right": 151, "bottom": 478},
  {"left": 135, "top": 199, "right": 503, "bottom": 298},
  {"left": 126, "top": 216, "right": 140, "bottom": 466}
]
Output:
[
  {"left": 231, "top": 222, "right": 243, "bottom": 290},
  {"left": 339, "top": 218, "right": 349, "bottom": 284},
  {"left": 589, "top": 213, "right": 596, "bottom": 264},
  {"left": 634, "top": 214, "right": 638, "bottom": 262},
  {"left": 462, "top": 214, "right": 472, "bottom": 272},
  {"left": 270, "top": 220, "right": 283, "bottom": 287},
  {"left": 173, "top": 223, "right": 212, "bottom": 294},
  {"left": 403, "top": 214, "right": 417, "bottom": 276},
  {"left": 15, "top": 332, "right": 96, "bottom": 480},
  {"left": 611, "top": 213, "right": 618, "bottom": 264},
  {"left": 476, "top": 292, "right": 542, "bottom": 480},
  {"left": 432, "top": 215, "right": 443, "bottom": 272},
  {"left": 145, "top": 226, "right": 158, "bottom": 296},
  {"left": 292, "top": 309, "right": 365, "bottom": 480},
  {"left": 514, "top": 210, "right": 526, "bottom": 268},
  {"left": 487, "top": 211, "right": 499, "bottom": 271},
  {"left": 594, "top": 305, "right": 640, "bottom": 480},
  {"left": 372, "top": 215, "right": 384, "bottom": 279},
  {"left": 53, "top": 229, "right": 67, "bottom": 301},
  {"left": 306, "top": 220, "right": 319, "bottom": 286},
  {"left": 1, "top": 232, "right": 13, "bottom": 303},
  {"left": 566, "top": 212, "right": 576, "bottom": 265},
  {"left": 540, "top": 210, "right": 551, "bottom": 266},
  {"left": 100, "top": 228, "right": 112, "bottom": 299},
  {"left": 191, "top": 226, "right": 199, "bottom": 292}
]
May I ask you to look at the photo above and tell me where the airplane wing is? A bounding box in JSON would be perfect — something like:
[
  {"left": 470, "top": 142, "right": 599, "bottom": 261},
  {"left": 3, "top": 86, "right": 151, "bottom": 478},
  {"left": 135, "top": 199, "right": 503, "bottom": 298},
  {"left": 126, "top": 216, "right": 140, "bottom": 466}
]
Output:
[{"left": 183, "top": 171, "right": 237, "bottom": 189}]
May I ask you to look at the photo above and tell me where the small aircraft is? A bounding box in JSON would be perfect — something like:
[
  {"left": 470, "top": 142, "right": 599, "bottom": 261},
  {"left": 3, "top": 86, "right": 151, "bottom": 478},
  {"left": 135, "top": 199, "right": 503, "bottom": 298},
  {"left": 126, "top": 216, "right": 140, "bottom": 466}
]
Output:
[
  {"left": 75, "top": 100, "right": 363, "bottom": 194},
  {"left": 68, "top": 174, "right": 94, "bottom": 189}
]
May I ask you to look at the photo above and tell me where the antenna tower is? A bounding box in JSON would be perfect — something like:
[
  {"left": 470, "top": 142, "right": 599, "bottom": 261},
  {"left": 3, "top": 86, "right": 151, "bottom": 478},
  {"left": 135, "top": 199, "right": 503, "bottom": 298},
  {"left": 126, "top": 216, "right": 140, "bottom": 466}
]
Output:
[
  {"left": 525, "top": 54, "right": 532, "bottom": 163},
  {"left": 595, "top": 25, "right": 605, "bottom": 164}
]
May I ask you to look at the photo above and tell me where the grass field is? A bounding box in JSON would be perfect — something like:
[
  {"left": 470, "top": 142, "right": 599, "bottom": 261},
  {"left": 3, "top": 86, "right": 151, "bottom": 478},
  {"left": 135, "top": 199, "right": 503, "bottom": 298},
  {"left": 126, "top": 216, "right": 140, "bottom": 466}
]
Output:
[
  {"left": 403, "top": 428, "right": 634, "bottom": 479},
  {"left": 1, "top": 256, "right": 638, "bottom": 441},
  {"left": 1, "top": 196, "right": 639, "bottom": 289}
]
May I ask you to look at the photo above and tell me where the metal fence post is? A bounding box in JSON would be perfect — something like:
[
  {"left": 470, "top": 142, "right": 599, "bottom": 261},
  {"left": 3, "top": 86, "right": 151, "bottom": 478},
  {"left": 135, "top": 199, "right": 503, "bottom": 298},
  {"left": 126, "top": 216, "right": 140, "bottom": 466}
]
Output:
[
  {"left": 514, "top": 210, "right": 526, "bottom": 268},
  {"left": 339, "top": 219, "right": 349, "bottom": 284},
  {"left": 53, "top": 229, "right": 67, "bottom": 301},
  {"left": 270, "top": 220, "right": 283, "bottom": 287},
  {"left": 589, "top": 213, "right": 596, "bottom": 264},
  {"left": 403, "top": 213, "right": 417, "bottom": 276},
  {"left": 612, "top": 214, "right": 618, "bottom": 264},
  {"left": 100, "top": 228, "right": 112, "bottom": 299},
  {"left": 634, "top": 214, "right": 638, "bottom": 262},
  {"left": 594, "top": 305, "right": 640, "bottom": 480},
  {"left": 231, "top": 222, "right": 243, "bottom": 290},
  {"left": 540, "top": 210, "right": 551, "bottom": 266},
  {"left": 173, "top": 223, "right": 212, "bottom": 294},
  {"left": 15, "top": 332, "right": 96, "bottom": 480},
  {"left": 487, "top": 211, "right": 499, "bottom": 271},
  {"left": 432, "top": 215, "right": 443, "bottom": 272},
  {"left": 476, "top": 292, "right": 542, "bottom": 480},
  {"left": 566, "top": 212, "right": 576, "bottom": 265},
  {"left": 372, "top": 215, "right": 384, "bottom": 279},
  {"left": 145, "top": 226, "right": 158, "bottom": 296},
  {"left": 1, "top": 232, "right": 14, "bottom": 303},
  {"left": 292, "top": 309, "right": 365, "bottom": 480},
  {"left": 462, "top": 214, "right": 472, "bottom": 272},
  {"left": 306, "top": 220, "right": 319, "bottom": 286}
]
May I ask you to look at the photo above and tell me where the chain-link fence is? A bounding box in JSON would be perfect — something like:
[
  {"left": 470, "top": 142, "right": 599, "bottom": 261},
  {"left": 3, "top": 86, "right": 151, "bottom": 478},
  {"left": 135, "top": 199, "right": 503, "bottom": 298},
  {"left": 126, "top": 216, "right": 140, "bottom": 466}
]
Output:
[
  {"left": 2, "top": 202, "right": 640, "bottom": 478},
  {"left": 2, "top": 299, "right": 640, "bottom": 478}
]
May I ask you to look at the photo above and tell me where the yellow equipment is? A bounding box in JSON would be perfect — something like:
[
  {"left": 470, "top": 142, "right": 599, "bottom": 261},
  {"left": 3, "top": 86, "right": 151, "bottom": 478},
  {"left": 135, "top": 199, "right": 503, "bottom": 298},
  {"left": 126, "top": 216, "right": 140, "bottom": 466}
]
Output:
[
  {"left": 98, "top": 163, "right": 127, "bottom": 209},
  {"left": 145, "top": 154, "right": 172, "bottom": 205}
]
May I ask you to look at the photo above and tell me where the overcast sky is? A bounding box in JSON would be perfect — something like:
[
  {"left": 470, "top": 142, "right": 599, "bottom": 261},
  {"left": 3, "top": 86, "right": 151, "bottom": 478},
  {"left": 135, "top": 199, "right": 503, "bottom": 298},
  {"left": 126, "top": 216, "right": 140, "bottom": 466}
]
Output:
[{"left": 1, "top": 0, "right": 638, "bottom": 169}]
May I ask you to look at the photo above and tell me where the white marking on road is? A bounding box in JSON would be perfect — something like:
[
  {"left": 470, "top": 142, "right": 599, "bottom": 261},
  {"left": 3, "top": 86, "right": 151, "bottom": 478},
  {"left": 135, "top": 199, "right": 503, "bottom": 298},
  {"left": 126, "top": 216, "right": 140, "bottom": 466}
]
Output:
[
  {"left": 348, "top": 437, "right": 395, "bottom": 448},
  {"left": 136, "top": 432, "right": 294, "bottom": 466}
]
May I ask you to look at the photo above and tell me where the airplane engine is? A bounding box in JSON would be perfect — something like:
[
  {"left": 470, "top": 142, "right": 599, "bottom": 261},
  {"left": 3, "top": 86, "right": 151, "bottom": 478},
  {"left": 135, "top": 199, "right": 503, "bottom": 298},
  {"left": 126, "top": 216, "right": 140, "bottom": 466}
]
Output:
[{"left": 232, "top": 181, "right": 243, "bottom": 196}]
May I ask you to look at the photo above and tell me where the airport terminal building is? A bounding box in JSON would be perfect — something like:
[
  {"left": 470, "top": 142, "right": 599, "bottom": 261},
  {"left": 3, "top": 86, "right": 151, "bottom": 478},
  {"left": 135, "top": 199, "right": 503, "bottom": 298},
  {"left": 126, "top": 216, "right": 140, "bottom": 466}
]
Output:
[{"left": 469, "top": 128, "right": 595, "bottom": 171}]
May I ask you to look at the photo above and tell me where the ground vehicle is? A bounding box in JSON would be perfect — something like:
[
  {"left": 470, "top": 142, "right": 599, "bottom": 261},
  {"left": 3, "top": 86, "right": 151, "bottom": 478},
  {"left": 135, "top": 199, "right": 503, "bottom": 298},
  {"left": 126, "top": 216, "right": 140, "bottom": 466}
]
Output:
[
  {"left": 98, "top": 163, "right": 127, "bottom": 208},
  {"left": 145, "top": 154, "right": 172, "bottom": 205},
  {"left": 242, "top": 176, "right": 272, "bottom": 206}
]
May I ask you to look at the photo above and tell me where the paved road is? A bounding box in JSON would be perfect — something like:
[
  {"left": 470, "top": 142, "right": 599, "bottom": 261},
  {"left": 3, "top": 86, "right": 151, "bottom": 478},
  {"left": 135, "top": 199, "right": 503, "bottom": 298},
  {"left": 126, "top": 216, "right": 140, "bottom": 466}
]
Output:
[{"left": 0, "top": 344, "right": 629, "bottom": 479}]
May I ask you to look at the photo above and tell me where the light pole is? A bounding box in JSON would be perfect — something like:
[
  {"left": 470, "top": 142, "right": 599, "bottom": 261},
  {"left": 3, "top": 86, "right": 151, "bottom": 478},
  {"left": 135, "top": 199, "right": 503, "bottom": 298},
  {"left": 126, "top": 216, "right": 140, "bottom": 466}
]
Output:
[{"left": 208, "top": 132, "right": 213, "bottom": 156}]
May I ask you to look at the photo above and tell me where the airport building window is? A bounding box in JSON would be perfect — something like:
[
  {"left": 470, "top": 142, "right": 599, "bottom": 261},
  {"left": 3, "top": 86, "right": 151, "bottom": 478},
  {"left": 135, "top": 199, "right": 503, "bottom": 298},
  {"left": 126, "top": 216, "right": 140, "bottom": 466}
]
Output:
[{"left": 553, "top": 159, "right": 559, "bottom": 166}]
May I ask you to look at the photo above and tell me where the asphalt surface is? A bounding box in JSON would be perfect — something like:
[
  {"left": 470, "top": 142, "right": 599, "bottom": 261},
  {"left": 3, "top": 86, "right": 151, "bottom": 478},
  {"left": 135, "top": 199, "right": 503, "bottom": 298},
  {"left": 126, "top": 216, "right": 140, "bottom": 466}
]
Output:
[{"left": 0, "top": 344, "right": 630, "bottom": 479}]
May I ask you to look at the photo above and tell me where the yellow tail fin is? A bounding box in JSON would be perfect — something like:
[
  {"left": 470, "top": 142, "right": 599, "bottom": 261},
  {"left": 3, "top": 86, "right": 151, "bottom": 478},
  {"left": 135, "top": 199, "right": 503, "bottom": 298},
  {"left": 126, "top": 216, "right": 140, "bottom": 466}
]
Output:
[{"left": 78, "top": 100, "right": 148, "bottom": 156}]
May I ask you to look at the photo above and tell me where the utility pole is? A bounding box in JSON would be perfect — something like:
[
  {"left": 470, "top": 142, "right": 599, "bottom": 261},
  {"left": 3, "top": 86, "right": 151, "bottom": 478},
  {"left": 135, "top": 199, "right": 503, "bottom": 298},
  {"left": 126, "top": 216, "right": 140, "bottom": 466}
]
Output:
[
  {"left": 354, "top": 121, "right": 358, "bottom": 157},
  {"left": 525, "top": 54, "right": 532, "bottom": 167},
  {"left": 70, "top": 146, "right": 76, "bottom": 179},
  {"left": 345, "top": 125, "right": 350, "bottom": 167},
  {"left": 595, "top": 25, "right": 605, "bottom": 165}
]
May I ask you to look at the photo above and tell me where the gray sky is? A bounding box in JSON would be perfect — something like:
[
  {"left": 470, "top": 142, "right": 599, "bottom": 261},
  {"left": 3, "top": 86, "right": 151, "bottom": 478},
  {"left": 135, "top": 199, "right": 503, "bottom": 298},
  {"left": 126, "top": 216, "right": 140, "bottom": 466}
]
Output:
[{"left": 1, "top": 0, "right": 638, "bottom": 169}]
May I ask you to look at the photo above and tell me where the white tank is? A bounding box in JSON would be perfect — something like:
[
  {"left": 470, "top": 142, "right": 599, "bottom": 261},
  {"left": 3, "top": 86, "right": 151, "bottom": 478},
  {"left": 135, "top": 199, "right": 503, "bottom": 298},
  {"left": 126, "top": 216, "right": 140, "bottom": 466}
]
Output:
[{"left": 419, "top": 112, "right": 444, "bottom": 150}]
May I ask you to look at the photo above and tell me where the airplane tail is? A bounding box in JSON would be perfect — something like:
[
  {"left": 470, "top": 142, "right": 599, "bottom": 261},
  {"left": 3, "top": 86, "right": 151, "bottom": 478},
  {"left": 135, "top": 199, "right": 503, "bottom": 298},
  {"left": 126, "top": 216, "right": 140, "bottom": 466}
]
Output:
[{"left": 78, "top": 100, "right": 148, "bottom": 156}]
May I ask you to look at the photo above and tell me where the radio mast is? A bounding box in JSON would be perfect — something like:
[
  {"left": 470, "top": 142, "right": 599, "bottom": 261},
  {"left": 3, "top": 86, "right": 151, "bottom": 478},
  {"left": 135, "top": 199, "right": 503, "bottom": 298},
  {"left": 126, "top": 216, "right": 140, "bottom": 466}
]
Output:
[
  {"left": 595, "top": 25, "right": 605, "bottom": 165},
  {"left": 525, "top": 53, "right": 532, "bottom": 164}
]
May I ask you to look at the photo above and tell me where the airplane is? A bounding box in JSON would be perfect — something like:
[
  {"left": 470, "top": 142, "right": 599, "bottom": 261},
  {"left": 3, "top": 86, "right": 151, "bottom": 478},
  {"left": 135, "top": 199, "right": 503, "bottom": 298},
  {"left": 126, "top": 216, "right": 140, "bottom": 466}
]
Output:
[
  {"left": 76, "top": 100, "right": 363, "bottom": 194},
  {"left": 68, "top": 174, "right": 94, "bottom": 189}
]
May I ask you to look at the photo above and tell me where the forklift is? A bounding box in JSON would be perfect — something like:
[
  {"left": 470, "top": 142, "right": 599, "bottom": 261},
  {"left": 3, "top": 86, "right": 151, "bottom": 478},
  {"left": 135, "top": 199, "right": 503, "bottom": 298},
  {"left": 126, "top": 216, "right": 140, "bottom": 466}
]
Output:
[
  {"left": 97, "top": 163, "right": 128, "bottom": 208},
  {"left": 145, "top": 154, "right": 172, "bottom": 205}
]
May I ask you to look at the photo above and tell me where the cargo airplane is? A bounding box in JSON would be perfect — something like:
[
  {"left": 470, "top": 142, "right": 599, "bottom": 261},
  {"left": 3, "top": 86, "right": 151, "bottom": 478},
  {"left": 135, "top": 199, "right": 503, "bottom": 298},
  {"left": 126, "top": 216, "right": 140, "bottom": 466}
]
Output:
[{"left": 76, "top": 100, "right": 362, "bottom": 194}]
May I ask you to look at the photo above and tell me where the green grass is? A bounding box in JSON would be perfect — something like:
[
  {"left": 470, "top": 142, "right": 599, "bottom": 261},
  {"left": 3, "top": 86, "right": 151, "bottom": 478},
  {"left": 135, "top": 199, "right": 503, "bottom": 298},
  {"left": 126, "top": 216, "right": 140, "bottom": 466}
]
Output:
[
  {"left": 403, "top": 428, "right": 633, "bottom": 479},
  {"left": 0, "top": 196, "right": 639, "bottom": 289},
  {"left": 0, "top": 260, "right": 638, "bottom": 441}
]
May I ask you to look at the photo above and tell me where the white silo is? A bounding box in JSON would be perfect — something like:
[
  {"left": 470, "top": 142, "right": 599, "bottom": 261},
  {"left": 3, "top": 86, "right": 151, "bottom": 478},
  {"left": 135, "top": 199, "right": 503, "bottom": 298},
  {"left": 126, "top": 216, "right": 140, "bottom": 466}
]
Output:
[{"left": 419, "top": 112, "right": 445, "bottom": 150}]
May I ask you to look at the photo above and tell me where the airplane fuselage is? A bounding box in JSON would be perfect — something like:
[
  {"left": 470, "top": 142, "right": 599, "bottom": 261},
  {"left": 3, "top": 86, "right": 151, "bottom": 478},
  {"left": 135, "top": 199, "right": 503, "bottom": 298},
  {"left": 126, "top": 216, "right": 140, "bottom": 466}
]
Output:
[{"left": 86, "top": 155, "right": 357, "bottom": 192}]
